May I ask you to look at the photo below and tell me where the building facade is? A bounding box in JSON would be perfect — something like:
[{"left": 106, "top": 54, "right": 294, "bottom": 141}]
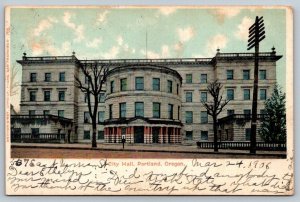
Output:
[{"left": 12, "top": 49, "right": 282, "bottom": 144}]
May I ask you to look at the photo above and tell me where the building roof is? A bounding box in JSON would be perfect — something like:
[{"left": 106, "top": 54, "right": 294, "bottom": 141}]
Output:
[{"left": 17, "top": 50, "right": 282, "bottom": 67}]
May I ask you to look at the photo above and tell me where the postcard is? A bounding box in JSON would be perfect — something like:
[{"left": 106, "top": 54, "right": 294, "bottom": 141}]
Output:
[{"left": 5, "top": 5, "right": 294, "bottom": 195}]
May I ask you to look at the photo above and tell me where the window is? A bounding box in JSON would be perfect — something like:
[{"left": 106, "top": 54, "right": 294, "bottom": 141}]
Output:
[
  {"left": 84, "top": 130, "right": 90, "bottom": 139},
  {"left": 43, "top": 110, "right": 50, "bottom": 116},
  {"left": 260, "top": 109, "right": 267, "bottom": 115},
  {"left": 44, "top": 91, "right": 51, "bottom": 101},
  {"left": 244, "top": 109, "right": 251, "bottom": 119},
  {"left": 244, "top": 89, "right": 250, "bottom": 100},
  {"left": 186, "top": 131, "right": 193, "bottom": 140},
  {"left": 201, "top": 131, "right": 208, "bottom": 140},
  {"left": 186, "top": 74, "right": 192, "bottom": 83},
  {"left": 135, "top": 77, "right": 144, "bottom": 90},
  {"left": 110, "top": 80, "right": 115, "bottom": 93},
  {"left": 152, "top": 78, "right": 160, "bottom": 91},
  {"left": 168, "top": 104, "right": 173, "bottom": 119},
  {"left": 59, "top": 72, "right": 65, "bottom": 82},
  {"left": 185, "top": 92, "right": 193, "bottom": 102},
  {"left": 58, "top": 91, "right": 65, "bottom": 101},
  {"left": 185, "top": 111, "right": 193, "bottom": 124},
  {"left": 58, "top": 110, "right": 64, "bottom": 117},
  {"left": 119, "top": 103, "right": 126, "bottom": 118},
  {"left": 201, "top": 92, "right": 207, "bottom": 102},
  {"left": 109, "top": 104, "right": 113, "bottom": 119},
  {"left": 201, "top": 74, "right": 207, "bottom": 83},
  {"left": 45, "top": 73, "right": 51, "bottom": 82},
  {"left": 98, "top": 111, "right": 105, "bottom": 123},
  {"left": 167, "top": 80, "right": 172, "bottom": 93},
  {"left": 120, "top": 78, "right": 127, "bottom": 91},
  {"left": 152, "top": 102, "right": 161, "bottom": 118},
  {"left": 31, "top": 128, "right": 39, "bottom": 135},
  {"left": 84, "top": 111, "right": 90, "bottom": 123},
  {"left": 12, "top": 128, "right": 21, "bottom": 134},
  {"left": 176, "top": 84, "right": 179, "bottom": 95},
  {"left": 84, "top": 93, "right": 88, "bottom": 103},
  {"left": 178, "top": 106, "right": 180, "bottom": 120},
  {"left": 135, "top": 102, "right": 144, "bottom": 117},
  {"left": 227, "top": 110, "right": 235, "bottom": 116},
  {"left": 243, "top": 70, "right": 250, "bottom": 80},
  {"left": 30, "top": 73, "right": 37, "bottom": 82},
  {"left": 260, "top": 89, "right": 267, "bottom": 100},
  {"left": 227, "top": 70, "right": 234, "bottom": 80},
  {"left": 98, "top": 131, "right": 104, "bottom": 140},
  {"left": 245, "top": 128, "right": 251, "bottom": 141},
  {"left": 227, "top": 89, "right": 234, "bottom": 100},
  {"left": 29, "top": 91, "right": 36, "bottom": 101},
  {"left": 201, "top": 111, "right": 208, "bottom": 123},
  {"left": 259, "top": 70, "right": 266, "bottom": 80},
  {"left": 99, "top": 93, "right": 105, "bottom": 103},
  {"left": 29, "top": 110, "right": 35, "bottom": 116}
]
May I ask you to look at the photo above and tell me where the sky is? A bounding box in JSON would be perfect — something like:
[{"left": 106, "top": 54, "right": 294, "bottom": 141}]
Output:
[{"left": 9, "top": 7, "right": 286, "bottom": 111}]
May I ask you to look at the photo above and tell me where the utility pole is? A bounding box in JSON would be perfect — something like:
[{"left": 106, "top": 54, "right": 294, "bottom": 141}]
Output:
[{"left": 247, "top": 16, "right": 266, "bottom": 154}]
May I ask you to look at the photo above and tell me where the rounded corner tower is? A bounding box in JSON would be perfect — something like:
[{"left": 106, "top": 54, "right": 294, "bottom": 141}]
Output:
[{"left": 103, "top": 64, "right": 183, "bottom": 144}]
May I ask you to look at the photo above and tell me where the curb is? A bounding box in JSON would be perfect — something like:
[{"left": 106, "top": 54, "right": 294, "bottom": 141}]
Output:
[{"left": 11, "top": 144, "right": 287, "bottom": 158}]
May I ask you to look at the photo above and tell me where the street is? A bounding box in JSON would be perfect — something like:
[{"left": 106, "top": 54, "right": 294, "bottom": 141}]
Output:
[{"left": 11, "top": 147, "right": 286, "bottom": 159}]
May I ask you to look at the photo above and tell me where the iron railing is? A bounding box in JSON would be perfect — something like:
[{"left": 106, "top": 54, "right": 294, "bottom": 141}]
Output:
[
  {"left": 197, "top": 141, "right": 286, "bottom": 151},
  {"left": 11, "top": 133, "right": 65, "bottom": 143}
]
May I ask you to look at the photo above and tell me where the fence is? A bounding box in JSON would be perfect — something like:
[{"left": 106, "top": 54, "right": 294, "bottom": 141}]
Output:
[
  {"left": 197, "top": 141, "right": 286, "bottom": 151},
  {"left": 11, "top": 133, "right": 65, "bottom": 143}
]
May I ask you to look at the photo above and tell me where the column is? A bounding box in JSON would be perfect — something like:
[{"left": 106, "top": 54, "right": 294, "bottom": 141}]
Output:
[
  {"left": 116, "top": 127, "right": 120, "bottom": 143},
  {"left": 149, "top": 127, "right": 153, "bottom": 144},
  {"left": 144, "top": 126, "right": 148, "bottom": 144},
  {"left": 171, "top": 127, "right": 175, "bottom": 144},
  {"left": 104, "top": 128, "right": 108, "bottom": 143},
  {"left": 112, "top": 127, "right": 116, "bottom": 143},
  {"left": 126, "top": 127, "right": 130, "bottom": 143},
  {"left": 164, "top": 127, "right": 169, "bottom": 144},
  {"left": 175, "top": 128, "right": 179, "bottom": 143},
  {"left": 159, "top": 127, "right": 163, "bottom": 144},
  {"left": 130, "top": 126, "right": 134, "bottom": 143},
  {"left": 179, "top": 128, "right": 181, "bottom": 143}
]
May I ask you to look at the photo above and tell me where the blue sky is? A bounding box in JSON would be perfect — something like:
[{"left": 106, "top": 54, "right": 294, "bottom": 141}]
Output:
[{"left": 9, "top": 7, "right": 287, "bottom": 110}]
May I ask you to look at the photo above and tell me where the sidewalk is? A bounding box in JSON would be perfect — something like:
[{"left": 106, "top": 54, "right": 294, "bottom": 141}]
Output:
[{"left": 11, "top": 142, "right": 287, "bottom": 158}]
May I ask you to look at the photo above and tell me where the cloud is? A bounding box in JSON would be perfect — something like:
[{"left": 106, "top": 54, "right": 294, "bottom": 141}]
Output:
[
  {"left": 33, "top": 17, "right": 58, "bottom": 36},
  {"left": 210, "top": 8, "right": 241, "bottom": 24},
  {"left": 29, "top": 35, "right": 72, "bottom": 56},
  {"left": 140, "top": 45, "right": 170, "bottom": 59},
  {"left": 235, "top": 16, "right": 253, "bottom": 41},
  {"left": 173, "top": 26, "right": 196, "bottom": 57},
  {"left": 117, "top": 35, "right": 123, "bottom": 46},
  {"left": 86, "top": 37, "right": 103, "bottom": 48},
  {"left": 101, "top": 46, "right": 120, "bottom": 59},
  {"left": 205, "top": 34, "right": 228, "bottom": 56},
  {"left": 158, "top": 7, "right": 177, "bottom": 16},
  {"left": 96, "top": 10, "right": 109, "bottom": 25},
  {"left": 63, "top": 12, "right": 84, "bottom": 42},
  {"left": 177, "top": 26, "right": 196, "bottom": 43},
  {"left": 161, "top": 45, "right": 170, "bottom": 58},
  {"left": 61, "top": 41, "right": 71, "bottom": 54}
]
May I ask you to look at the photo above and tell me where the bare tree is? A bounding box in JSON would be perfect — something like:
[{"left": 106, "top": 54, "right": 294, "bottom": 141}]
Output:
[
  {"left": 75, "top": 61, "right": 109, "bottom": 148},
  {"left": 201, "top": 80, "right": 230, "bottom": 152},
  {"left": 10, "top": 63, "right": 20, "bottom": 97}
]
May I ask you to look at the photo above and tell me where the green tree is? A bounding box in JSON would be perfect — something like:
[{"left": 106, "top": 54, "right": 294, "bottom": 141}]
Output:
[{"left": 259, "top": 84, "right": 286, "bottom": 143}]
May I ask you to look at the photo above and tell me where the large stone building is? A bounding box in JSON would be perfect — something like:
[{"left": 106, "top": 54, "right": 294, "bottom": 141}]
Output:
[{"left": 11, "top": 48, "right": 282, "bottom": 144}]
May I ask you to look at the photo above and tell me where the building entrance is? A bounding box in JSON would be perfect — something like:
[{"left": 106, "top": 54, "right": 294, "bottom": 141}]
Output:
[
  {"left": 134, "top": 126, "right": 144, "bottom": 143},
  {"left": 152, "top": 127, "right": 159, "bottom": 143}
]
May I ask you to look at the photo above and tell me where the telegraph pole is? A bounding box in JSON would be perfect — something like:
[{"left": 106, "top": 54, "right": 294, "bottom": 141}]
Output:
[{"left": 247, "top": 16, "right": 265, "bottom": 154}]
